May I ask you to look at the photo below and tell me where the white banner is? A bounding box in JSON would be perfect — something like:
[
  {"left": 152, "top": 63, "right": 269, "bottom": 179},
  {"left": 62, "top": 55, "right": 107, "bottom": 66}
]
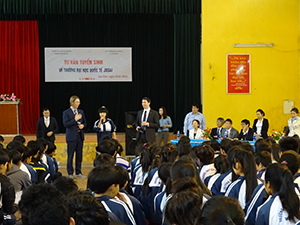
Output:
[{"left": 45, "top": 47, "right": 132, "bottom": 82}]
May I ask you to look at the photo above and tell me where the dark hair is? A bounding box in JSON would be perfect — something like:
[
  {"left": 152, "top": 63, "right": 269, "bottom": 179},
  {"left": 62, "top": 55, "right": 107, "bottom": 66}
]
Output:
[
  {"left": 45, "top": 141, "right": 57, "bottom": 155},
  {"left": 110, "top": 139, "right": 123, "bottom": 155},
  {"left": 27, "top": 140, "right": 43, "bottom": 157},
  {"left": 52, "top": 176, "right": 79, "bottom": 196},
  {"left": 265, "top": 163, "right": 300, "bottom": 221},
  {"left": 283, "top": 126, "right": 290, "bottom": 136},
  {"left": 0, "top": 143, "right": 3, "bottom": 150},
  {"left": 279, "top": 137, "right": 300, "bottom": 153},
  {"left": 220, "top": 139, "right": 234, "bottom": 154},
  {"left": 159, "top": 107, "right": 167, "bottom": 119},
  {"left": 214, "top": 155, "right": 230, "bottom": 174},
  {"left": 256, "top": 109, "right": 265, "bottom": 116},
  {"left": 87, "top": 166, "right": 119, "bottom": 194},
  {"left": 162, "top": 144, "right": 178, "bottom": 163},
  {"left": 0, "top": 135, "right": 4, "bottom": 143},
  {"left": 271, "top": 143, "right": 281, "bottom": 163},
  {"left": 255, "top": 151, "right": 272, "bottom": 168},
  {"left": 98, "top": 106, "right": 109, "bottom": 115},
  {"left": 164, "top": 190, "right": 202, "bottom": 225},
  {"left": 171, "top": 156, "right": 211, "bottom": 196},
  {"left": 22, "top": 147, "right": 33, "bottom": 162},
  {"left": 217, "top": 117, "right": 225, "bottom": 124},
  {"left": 96, "top": 139, "right": 118, "bottom": 156},
  {"left": 67, "top": 192, "right": 109, "bottom": 225},
  {"left": 241, "top": 119, "right": 250, "bottom": 126},
  {"left": 241, "top": 142, "right": 254, "bottom": 153},
  {"left": 11, "top": 150, "right": 22, "bottom": 165},
  {"left": 0, "top": 149, "right": 9, "bottom": 165},
  {"left": 177, "top": 136, "right": 192, "bottom": 157},
  {"left": 19, "top": 183, "right": 70, "bottom": 225},
  {"left": 195, "top": 144, "right": 214, "bottom": 165},
  {"left": 225, "top": 118, "right": 233, "bottom": 124},
  {"left": 291, "top": 108, "right": 299, "bottom": 114},
  {"left": 280, "top": 151, "right": 300, "bottom": 175},
  {"left": 199, "top": 196, "right": 245, "bottom": 225},
  {"left": 13, "top": 135, "right": 25, "bottom": 144},
  {"left": 210, "top": 139, "right": 221, "bottom": 152},
  {"left": 142, "top": 97, "right": 151, "bottom": 103},
  {"left": 36, "top": 138, "right": 48, "bottom": 152},
  {"left": 42, "top": 108, "right": 49, "bottom": 112},
  {"left": 233, "top": 150, "right": 257, "bottom": 202},
  {"left": 255, "top": 140, "right": 272, "bottom": 153},
  {"left": 158, "top": 163, "right": 172, "bottom": 195},
  {"left": 192, "top": 103, "right": 200, "bottom": 109},
  {"left": 115, "top": 165, "right": 129, "bottom": 189},
  {"left": 140, "top": 144, "right": 152, "bottom": 173},
  {"left": 6, "top": 141, "right": 25, "bottom": 154},
  {"left": 227, "top": 146, "right": 244, "bottom": 184},
  {"left": 93, "top": 153, "right": 116, "bottom": 168}
]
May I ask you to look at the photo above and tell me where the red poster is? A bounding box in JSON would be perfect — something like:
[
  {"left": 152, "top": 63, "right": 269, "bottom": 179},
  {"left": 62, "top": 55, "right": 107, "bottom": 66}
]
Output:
[{"left": 227, "top": 54, "right": 250, "bottom": 94}]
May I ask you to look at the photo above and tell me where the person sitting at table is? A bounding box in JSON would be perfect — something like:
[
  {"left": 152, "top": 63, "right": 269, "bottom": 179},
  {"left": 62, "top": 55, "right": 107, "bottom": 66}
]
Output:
[
  {"left": 253, "top": 109, "right": 269, "bottom": 139},
  {"left": 211, "top": 117, "right": 224, "bottom": 139},
  {"left": 288, "top": 107, "right": 300, "bottom": 137},
  {"left": 188, "top": 119, "right": 204, "bottom": 139},
  {"left": 237, "top": 119, "right": 254, "bottom": 141},
  {"left": 221, "top": 119, "right": 239, "bottom": 139}
]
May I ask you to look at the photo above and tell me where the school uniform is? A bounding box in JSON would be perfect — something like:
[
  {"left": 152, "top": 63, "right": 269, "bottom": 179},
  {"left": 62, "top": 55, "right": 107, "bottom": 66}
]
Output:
[
  {"left": 257, "top": 168, "right": 266, "bottom": 181},
  {"left": 6, "top": 164, "right": 32, "bottom": 193},
  {"left": 245, "top": 183, "right": 269, "bottom": 225},
  {"left": 225, "top": 176, "right": 261, "bottom": 210},
  {"left": 204, "top": 173, "right": 221, "bottom": 191},
  {"left": 131, "top": 164, "right": 148, "bottom": 199},
  {"left": 97, "top": 195, "right": 136, "bottom": 225},
  {"left": 93, "top": 118, "right": 117, "bottom": 145},
  {"left": 199, "top": 163, "right": 217, "bottom": 182},
  {"left": 116, "top": 154, "right": 131, "bottom": 171},
  {"left": 119, "top": 189, "right": 147, "bottom": 225},
  {"left": 211, "top": 170, "right": 233, "bottom": 196},
  {"left": 29, "top": 158, "right": 48, "bottom": 183},
  {"left": 256, "top": 192, "right": 300, "bottom": 225},
  {"left": 154, "top": 188, "right": 172, "bottom": 225},
  {"left": 22, "top": 163, "right": 38, "bottom": 184}
]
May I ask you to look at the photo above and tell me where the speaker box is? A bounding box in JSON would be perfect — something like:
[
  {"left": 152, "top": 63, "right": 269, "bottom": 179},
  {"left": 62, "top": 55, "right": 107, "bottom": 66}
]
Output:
[{"left": 125, "top": 111, "right": 138, "bottom": 155}]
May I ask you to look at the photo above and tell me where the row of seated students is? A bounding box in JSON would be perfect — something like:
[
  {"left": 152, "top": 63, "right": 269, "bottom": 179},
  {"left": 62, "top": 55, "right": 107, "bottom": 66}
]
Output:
[
  {"left": 2, "top": 134, "right": 300, "bottom": 225},
  {"left": 0, "top": 135, "right": 60, "bottom": 224}
]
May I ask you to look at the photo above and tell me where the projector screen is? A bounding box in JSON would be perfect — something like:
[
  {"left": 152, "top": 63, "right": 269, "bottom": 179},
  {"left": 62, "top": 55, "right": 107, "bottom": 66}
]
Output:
[{"left": 45, "top": 47, "right": 132, "bottom": 82}]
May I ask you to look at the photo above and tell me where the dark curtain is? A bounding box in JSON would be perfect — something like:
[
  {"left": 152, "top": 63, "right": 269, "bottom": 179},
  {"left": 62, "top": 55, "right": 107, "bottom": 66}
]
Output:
[
  {"left": 38, "top": 14, "right": 175, "bottom": 133},
  {"left": 0, "top": 21, "right": 40, "bottom": 134}
]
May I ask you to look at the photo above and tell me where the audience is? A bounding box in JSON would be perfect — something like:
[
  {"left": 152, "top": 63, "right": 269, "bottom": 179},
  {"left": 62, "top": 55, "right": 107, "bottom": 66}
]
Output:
[
  {"left": 255, "top": 151, "right": 272, "bottom": 181},
  {"left": 0, "top": 135, "right": 4, "bottom": 144}
]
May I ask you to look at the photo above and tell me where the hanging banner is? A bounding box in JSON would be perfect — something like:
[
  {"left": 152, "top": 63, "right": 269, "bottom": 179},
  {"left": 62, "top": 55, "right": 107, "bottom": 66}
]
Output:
[
  {"left": 45, "top": 47, "right": 132, "bottom": 82},
  {"left": 227, "top": 54, "right": 250, "bottom": 94}
]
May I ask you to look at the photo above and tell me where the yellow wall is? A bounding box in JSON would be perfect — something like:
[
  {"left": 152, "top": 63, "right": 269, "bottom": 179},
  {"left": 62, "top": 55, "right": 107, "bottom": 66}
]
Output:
[{"left": 202, "top": 0, "right": 299, "bottom": 134}]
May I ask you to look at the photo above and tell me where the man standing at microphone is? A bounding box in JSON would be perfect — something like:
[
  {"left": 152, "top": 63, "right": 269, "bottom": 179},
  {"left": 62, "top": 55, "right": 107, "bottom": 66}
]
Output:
[{"left": 63, "top": 95, "right": 87, "bottom": 179}]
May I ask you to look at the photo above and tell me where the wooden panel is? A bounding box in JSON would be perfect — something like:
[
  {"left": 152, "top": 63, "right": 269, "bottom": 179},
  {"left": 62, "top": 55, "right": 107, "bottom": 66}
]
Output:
[{"left": 0, "top": 104, "right": 19, "bottom": 134}]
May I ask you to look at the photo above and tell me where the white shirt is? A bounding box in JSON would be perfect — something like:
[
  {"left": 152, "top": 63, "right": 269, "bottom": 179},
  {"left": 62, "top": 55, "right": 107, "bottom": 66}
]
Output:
[
  {"left": 141, "top": 108, "right": 150, "bottom": 124},
  {"left": 20, "top": 163, "right": 31, "bottom": 180},
  {"left": 256, "top": 119, "right": 263, "bottom": 135},
  {"left": 44, "top": 116, "right": 50, "bottom": 127}
]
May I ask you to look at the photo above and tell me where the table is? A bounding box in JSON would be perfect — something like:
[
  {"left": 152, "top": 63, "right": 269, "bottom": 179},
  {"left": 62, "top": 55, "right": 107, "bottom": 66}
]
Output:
[{"left": 170, "top": 139, "right": 256, "bottom": 150}]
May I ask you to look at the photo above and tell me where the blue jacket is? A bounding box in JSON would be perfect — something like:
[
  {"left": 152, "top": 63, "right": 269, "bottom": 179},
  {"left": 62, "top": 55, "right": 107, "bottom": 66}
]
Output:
[
  {"left": 211, "top": 170, "right": 233, "bottom": 196},
  {"left": 23, "top": 163, "right": 38, "bottom": 184}
]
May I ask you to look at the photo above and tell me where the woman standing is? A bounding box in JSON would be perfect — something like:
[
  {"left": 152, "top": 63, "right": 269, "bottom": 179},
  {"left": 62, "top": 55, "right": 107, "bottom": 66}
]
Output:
[
  {"left": 93, "top": 106, "right": 116, "bottom": 146},
  {"left": 188, "top": 119, "right": 204, "bottom": 139},
  {"left": 156, "top": 107, "right": 172, "bottom": 147},
  {"left": 253, "top": 109, "right": 269, "bottom": 139},
  {"left": 288, "top": 107, "right": 300, "bottom": 137}
]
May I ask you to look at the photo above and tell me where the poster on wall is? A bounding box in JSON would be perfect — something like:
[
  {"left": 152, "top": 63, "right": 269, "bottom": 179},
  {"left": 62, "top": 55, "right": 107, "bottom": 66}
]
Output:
[
  {"left": 45, "top": 47, "right": 132, "bottom": 82},
  {"left": 227, "top": 54, "right": 250, "bottom": 94}
]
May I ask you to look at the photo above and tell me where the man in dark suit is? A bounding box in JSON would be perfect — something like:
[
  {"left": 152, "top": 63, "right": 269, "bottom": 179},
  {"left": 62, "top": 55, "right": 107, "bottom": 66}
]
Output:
[
  {"left": 211, "top": 117, "right": 225, "bottom": 139},
  {"left": 36, "top": 108, "right": 58, "bottom": 144},
  {"left": 63, "top": 95, "right": 87, "bottom": 179},
  {"left": 136, "top": 97, "right": 160, "bottom": 144},
  {"left": 221, "top": 118, "right": 239, "bottom": 139},
  {"left": 237, "top": 119, "right": 254, "bottom": 141}
]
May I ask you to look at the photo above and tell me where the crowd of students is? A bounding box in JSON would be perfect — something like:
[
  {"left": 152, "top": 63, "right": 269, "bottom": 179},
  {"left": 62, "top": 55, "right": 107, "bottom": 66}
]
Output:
[{"left": 1, "top": 134, "right": 300, "bottom": 225}]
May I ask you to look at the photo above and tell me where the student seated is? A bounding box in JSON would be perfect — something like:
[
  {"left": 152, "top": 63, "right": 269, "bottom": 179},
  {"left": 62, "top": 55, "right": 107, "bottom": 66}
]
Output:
[
  {"left": 6, "top": 150, "right": 31, "bottom": 194},
  {"left": 21, "top": 147, "right": 38, "bottom": 184},
  {"left": 87, "top": 166, "right": 136, "bottom": 225},
  {"left": 19, "top": 183, "right": 75, "bottom": 225},
  {"left": 255, "top": 151, "right": 272, "bottom": 181},
  {"left": 111, "top": 139, "right": 130, "bottom": 171},
  {"left": 279, "top": 137, "right": 299, "bottom": 153},
  {"left": 45, "top": 141, "right": 62, "bottom": 180},
  {"left": 93, "top": 153, "right": 116, "bottom": 168},
  {"left": 12, "top": 135, "right": 25, "bottom": 145},
  {"left": 52, "top": 176, "right": 79, "bottom": 196},
  {"left": 37, "top": 138, "right": 56, "bottom": 181},
  {"left": 198, "top": 196, "right": 245, "bottom": 225},
  {"left": 67, "top": 192, "right": 110, "bottom": 225},
  {"left": 115, "top": 165, "right": 147, "bottom": 225},
  {"left": 256, "top": 163, "right": 300, "bottom": 224}
]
